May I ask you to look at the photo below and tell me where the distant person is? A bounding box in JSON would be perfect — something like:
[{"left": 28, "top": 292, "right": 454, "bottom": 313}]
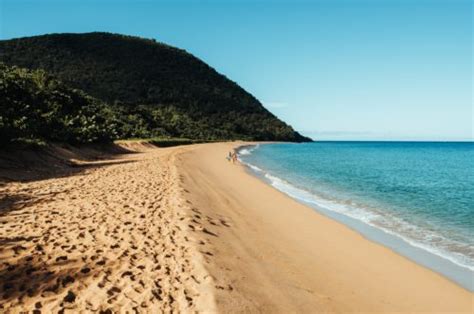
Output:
[
  {"left": 227, "top": 151, "right": 232, "bottom": 162},
  {"left": 232, "top": 151, "right": 238, "bottom": 164}
]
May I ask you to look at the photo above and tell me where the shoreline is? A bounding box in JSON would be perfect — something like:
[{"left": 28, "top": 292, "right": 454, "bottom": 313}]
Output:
[
  {"left": 1, "top": 141, "right": 472, "bottom": 312},
  {"left": 178, "top": 142, "right": 473, "bottom": 312},
  {"left": 237, "top": 143, "right": 474, "bottom": 292}
]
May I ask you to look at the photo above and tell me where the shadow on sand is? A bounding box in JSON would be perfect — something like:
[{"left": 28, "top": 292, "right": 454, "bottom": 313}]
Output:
[
  {"left": 0, "top": 143, "right": 130, "bottom": 310},
  {"left": 0, "top": 142, "right": 138, "bottom": 183}
]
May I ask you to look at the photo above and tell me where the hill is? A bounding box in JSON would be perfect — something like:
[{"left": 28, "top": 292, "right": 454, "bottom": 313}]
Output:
[{"left": 0, "top": 32, "right": 311, "bottom": 142}]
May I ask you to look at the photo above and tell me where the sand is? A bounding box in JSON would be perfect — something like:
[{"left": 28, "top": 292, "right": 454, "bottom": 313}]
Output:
[
  {"left": 0, "top": 142, "right": 472, "bottom": 313},
  {"left": 177, "top": 142, "right": 473, "bottom": 313},
  {"left": 0, "top": 144, "right": 216, "bottom": 312}
]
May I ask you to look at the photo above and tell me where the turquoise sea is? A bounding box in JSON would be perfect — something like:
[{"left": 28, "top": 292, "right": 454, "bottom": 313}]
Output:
[{"left": 238, "top": 142, "right": 473, "bottom": 289}]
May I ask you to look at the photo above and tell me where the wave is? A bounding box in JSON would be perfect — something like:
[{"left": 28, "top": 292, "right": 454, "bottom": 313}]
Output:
[
  {"left": 237, "top": 144, "right": 259, "bottom": 156},
  {"left": 240, "top": 155, "right": 474, "bottom": 273}
]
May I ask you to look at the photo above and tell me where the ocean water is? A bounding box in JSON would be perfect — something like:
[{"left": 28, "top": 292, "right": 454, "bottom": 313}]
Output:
[{"left": 238, "top": 142, "right": 473, "bottom": 287}]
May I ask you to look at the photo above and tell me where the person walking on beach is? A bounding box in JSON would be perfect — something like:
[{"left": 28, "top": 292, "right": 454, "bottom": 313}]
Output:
[{"left": 226, "top": 151, "right": 238, "bottom": 164}]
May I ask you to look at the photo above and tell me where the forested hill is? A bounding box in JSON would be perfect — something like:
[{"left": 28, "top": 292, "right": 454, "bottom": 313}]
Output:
[{"left": 0, "top": 32, "right": 311, "bottom": 143}]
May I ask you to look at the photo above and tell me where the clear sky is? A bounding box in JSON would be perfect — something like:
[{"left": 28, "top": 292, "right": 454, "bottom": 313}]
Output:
[{"left": 1, "top": 0, "right": 472, "bottom": 140}]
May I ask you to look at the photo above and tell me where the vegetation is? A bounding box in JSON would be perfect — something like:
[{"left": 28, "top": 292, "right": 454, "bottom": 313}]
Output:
[
  {"left": 116, "top": 137, "right": 208, "bottom": 147},
  {"left": 0, "top": 33, "right": 311, "bottom": 144},
  {"left": 0, "top": 63, "right": 118, "bottom": 144}
]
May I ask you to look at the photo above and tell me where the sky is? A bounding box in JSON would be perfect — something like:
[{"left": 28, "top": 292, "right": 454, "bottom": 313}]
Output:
[{"left": 1, "top": 0, "right": 472, "bottom": 140}]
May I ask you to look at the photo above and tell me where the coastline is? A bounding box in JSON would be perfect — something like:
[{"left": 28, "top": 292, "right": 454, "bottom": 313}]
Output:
[
  {"left": 237, "top": 143, "right": 474, "bottom": 292},
  {"left": 177, "top": 142, "right": 473, "bottom": 312},
  {"left": 1, "top": 141, "right": 472, "bottom": 312}
]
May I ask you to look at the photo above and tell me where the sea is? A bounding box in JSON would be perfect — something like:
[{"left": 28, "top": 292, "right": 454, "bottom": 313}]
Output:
[{"left": 237, "top": 141, "right": 473, "bottom": 290}]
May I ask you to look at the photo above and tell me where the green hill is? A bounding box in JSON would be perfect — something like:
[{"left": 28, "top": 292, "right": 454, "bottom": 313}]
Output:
[{"left": 0, "top": 32, "right": 311, "bottom": 143}]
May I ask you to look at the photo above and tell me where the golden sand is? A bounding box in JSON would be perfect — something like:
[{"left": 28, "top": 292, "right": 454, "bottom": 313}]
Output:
[{"left": 0, "top": 142, "right": 472, "bottom": 313}]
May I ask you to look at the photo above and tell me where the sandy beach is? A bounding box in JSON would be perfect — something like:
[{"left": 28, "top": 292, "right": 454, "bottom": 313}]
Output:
[{"left": 0, "top": 142, "right": 472, "bottom": 313}]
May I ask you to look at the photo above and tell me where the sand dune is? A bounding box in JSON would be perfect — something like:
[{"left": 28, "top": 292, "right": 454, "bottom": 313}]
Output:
[{"left": 0, "top": 142, "right": 472, "bottom": 313}]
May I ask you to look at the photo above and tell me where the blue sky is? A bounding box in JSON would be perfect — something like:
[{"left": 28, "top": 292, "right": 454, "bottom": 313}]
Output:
[{"left": 1, "top": 0, "right": 472, "bottom": 140}]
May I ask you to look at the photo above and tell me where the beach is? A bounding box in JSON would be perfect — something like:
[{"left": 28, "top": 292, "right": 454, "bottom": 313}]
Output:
[
  {"left": 0, "top": 143, "right": 216, "bottom": 312},
  {"left": 0, "top": 142, "right": 472, "bottom": 313}
]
